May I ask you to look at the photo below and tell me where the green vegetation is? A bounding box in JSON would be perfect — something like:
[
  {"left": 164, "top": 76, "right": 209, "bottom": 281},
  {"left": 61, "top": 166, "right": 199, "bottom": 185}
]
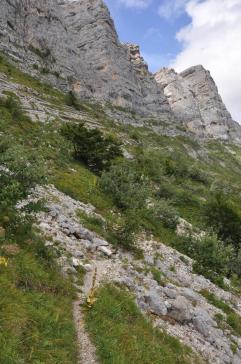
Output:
[
  {"left": 92, "top": 127, "right": 241, "bottom": 282},
  {"left": 100, "top": 161, "right": 149, "bottom": 210},
  {"left": 78, "top": 210, "right": 105, "bottom": 237},
  {"left": 201, "top": 290, "right": 241, "bottom": 337},
  {"left": 64, "top": 91, "right": 88, "bottom": 111},
  {"left": 0, "top": 52, "right": 65, "bottom": 105},
  {"left": 0, "top": 239, "right": 77, "bottom": 364},
  {"left": 172, "top": 234, "right": 232, "bottom": 287},
  {"left": 85, "top": 285, "right": 201, "bottom": 364},
  {"left": 0, "top": 94, "right": 78, "bottom": 363},
  {"left": 61, "top": 122, "right": 123, "bottom": 173},
  {"left": 2, "top": 49, "right": 241, "bottom": 361},
  {"left": 52, "top": 162, "right": 112, "bottom": 212},
  {"left": 203, "top": 191, "right": 241, "bottom": 249}
]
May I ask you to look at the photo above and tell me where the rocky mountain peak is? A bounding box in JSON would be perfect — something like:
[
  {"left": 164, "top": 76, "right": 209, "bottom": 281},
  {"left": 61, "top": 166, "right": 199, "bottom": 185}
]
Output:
[
  {"left": 155, "top": 65, "right": 241, "bottom": 141},
  {"left": 123, "top": 43, "right": 149, "bottom": 76},
  {"left": 0, "top": 0, "right": 170, "bottom": 116}
]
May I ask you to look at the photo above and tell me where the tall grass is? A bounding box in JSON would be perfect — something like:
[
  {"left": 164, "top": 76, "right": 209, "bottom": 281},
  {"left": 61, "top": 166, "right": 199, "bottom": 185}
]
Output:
[{"left": 85, "top": 284, "right": 202, "bottom": 364}]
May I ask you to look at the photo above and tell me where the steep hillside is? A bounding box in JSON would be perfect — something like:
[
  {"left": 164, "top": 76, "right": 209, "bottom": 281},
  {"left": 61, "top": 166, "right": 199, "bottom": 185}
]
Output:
[
  {"left": 1, "top": 1, "right": 241, "bottom": 364},
  {"left": 1, "top": 52, "right": 241, "bottom": 364}
]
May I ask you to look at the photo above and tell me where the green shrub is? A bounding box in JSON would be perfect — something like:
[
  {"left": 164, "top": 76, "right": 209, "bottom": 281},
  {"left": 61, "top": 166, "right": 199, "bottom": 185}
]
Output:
[
  {"left": 61, "top": 122, "right": 122, "bottom": 173},
  {"left": 174, "top": 234, "right": 232, "bottom": 285},
  {"left": 149, "top": 199, "right": 179, "bottom": 229},
  {"left": 0, "top": 144, "right": 46, "bottom": 210},
  {"left": 188, "top": 166, "right": 209, "bottom": 184},
  {"left": 0, "top": 95, "right": 31, "bottom": 124},
  {"left": 203, "top": 191, "right": 241, "bottom": 249},
  {"left": 100, "top": 161, "right": 150, "bottom": 211},
  {"left": 230, "top": 249, "right": 241, "bottom": 277},
  {"left": 164, "top": 158, "right": 189, "bottom": 178},
  {"left": 64, "top": 92, "right": 90, "bottom": 112},
  {"left": 136, "top": 149, "right": 164, "bottom": 182},
  {"left": 164, "top": 158, "right": 208, "bottom": 184},
  {"left": 112, "top": 210, "right": 141, "bottom": 249},
  {"left": 64, "top": 91, "right": 82, "bottom": 109}
]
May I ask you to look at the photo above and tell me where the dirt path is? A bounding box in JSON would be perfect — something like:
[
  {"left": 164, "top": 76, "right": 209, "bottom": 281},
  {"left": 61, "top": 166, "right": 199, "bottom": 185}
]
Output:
[{"left": 73, "top": 259, "right": 118, "bottom": 364}]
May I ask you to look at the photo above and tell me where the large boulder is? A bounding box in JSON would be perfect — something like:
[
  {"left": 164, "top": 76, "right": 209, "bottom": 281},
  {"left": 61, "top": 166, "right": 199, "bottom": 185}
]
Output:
[
  {"left": 144, "top": 290, "right": 168, "bottom": 316},
  {"left": 168, "top": 295, "right": 193, "bottom": 323},
  {"left": 192, "top": 308, "right": 216, "bottom": 337}
]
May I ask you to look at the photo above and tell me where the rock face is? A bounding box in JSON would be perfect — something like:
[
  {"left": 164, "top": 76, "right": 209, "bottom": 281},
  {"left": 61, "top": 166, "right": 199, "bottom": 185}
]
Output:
[
  {"left": 0, "top": 0, "right": 169, "bottom": 116},
  {"left": 155, "top": 66, "right": 241, "bottom": 141},
  {"left": 0, "top": 0, "right": 240, "bottom": 141}
]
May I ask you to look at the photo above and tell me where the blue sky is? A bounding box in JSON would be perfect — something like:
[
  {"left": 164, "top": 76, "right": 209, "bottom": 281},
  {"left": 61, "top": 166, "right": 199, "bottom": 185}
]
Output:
[
  {"left": 104, "top": 0, "right": 191, "bottom": 72},
  {"left": 104, "top": 0, "right": 241, "bottom": 122}
]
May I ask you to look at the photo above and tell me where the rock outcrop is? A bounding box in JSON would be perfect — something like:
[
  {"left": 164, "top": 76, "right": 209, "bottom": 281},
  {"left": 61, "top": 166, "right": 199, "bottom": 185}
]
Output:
[
  {"left": 155, "top": 66, "right": 241, "bottom": 141},
  {"left": 0, "top": 0, "right": 169, "bottom": 116},
  {"left": 18, "top": 184, "right": 241, "bottom": 364},
  {"left": 0, "top": 0, "right": 240, "bottom": 141}
]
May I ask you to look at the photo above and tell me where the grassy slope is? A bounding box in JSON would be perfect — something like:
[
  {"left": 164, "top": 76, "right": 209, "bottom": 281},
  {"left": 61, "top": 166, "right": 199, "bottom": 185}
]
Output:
[
  {"left": 0, "top": 235, "right": 78, "bottom": 364},
  {"left": 85, "top": 285, "right": 202, "bottom": 364},
  {"left": 0, "top": 57, "right": 78, "bottom": 363},
  {"left": 1, "top": 52, "right": 241, "bottom": 362}
]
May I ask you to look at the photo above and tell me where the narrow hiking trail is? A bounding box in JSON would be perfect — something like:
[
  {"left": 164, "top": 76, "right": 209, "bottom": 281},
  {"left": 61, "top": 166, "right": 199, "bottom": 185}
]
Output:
[
  {"left": 18, "top": 185, "right": 241, "bottom": 364},
  {"left": 73, "top": 259, "right": 122, "bottom": 364},
  {"left": 73, "top": 264, "right": 99, "bottom": 364}
]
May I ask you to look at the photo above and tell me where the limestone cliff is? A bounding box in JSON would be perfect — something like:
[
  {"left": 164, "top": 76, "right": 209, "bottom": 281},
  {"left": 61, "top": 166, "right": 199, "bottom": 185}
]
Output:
[
  {"left": 155, "top": 66, "right": 241, "bottom": 142},
  {"left": 0, "top": 0, "right": 240, "bottom": 142},
  {"left": 0, "top": 0, "right": 169, "bottom": 116}
]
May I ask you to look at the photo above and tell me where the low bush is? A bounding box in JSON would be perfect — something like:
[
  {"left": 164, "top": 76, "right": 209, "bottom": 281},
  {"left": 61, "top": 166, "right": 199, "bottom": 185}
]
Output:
[
  {"left": 149, "top": 199, "right": 179, "bottom": 229},
  {"left": 0, "top": 95, "right": 31, "bottom": 124},
  {"left": 100, "top": 161, "right": 150, "bottom": 211},
  {"left": 173, "top": 234, "right": 232, "bottom": 286},
  {"left": 112, "top": 210, "right": 141, "bottom": 249},
  {"left": 0, "top": 144, "right": 46, "bottom": 210},
  {"left": 188, "top": 165, "right": 209, "bottom": 184},
  {"left": 164, "top": 158, "right": 189, "bottom": 178},
  {"left": 203, "top": 191, "right": 241, "bottom": 249},
  {"left": 61, "top": 122, "right": 122, "bottom": 173},
  {"left": 164, "top": 157, "right": 208, "bottom": 184},
  {"left": 64, "top": 91, "right": 82, "bottom": 110}
]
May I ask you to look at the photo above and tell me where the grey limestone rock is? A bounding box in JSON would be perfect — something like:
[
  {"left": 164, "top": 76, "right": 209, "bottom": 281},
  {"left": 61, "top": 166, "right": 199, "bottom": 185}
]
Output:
[
  {"left": 168, "top": 295, "right": 193, "bottom": 323},
  {"left": 163, "top": 286, "right": 177, "bottom": 299},
  {"left": 92, "top": 237, "right": 109, "bottom": 247},
  {"left": 0, "top": 0, "right": 240, "bottom": 141},
  {"left": 192, "top": 308, "right": 216, "bottom": 337},
  {"left": 155, "top": 66, "right": 241, "bottom": 142},
  {"left": 0, "top": 0, "right": 169, "bottom": 116},
  {"left": 180, "top": 288, "right": 201, "bottom": 303},
  {"left": 144, "top": 289, "right": 168, "bottom": 316},
  {"left": 98, "top": 245, "right": 112, "bottom": 257}
]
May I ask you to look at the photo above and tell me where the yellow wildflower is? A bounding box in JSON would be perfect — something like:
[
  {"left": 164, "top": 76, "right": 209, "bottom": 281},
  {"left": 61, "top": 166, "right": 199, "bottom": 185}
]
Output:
[
  {"left": 86, "top": 267, "right": 97, "bottom": 308},
  {"left": 0, "top": 256, "right": 8, "bottom": 267}
]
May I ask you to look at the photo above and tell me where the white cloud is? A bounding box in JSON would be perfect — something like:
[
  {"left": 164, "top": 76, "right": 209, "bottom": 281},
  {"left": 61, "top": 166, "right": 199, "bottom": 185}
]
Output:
[
  {"left": 170, "top": 0, "right": 241, "bottom": 122},
  {"left": 118, "top": 0, "right": 152, "bottom": 8},
  {"left": 158, "top": 0, "right": 189, "bottom": 20}
]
